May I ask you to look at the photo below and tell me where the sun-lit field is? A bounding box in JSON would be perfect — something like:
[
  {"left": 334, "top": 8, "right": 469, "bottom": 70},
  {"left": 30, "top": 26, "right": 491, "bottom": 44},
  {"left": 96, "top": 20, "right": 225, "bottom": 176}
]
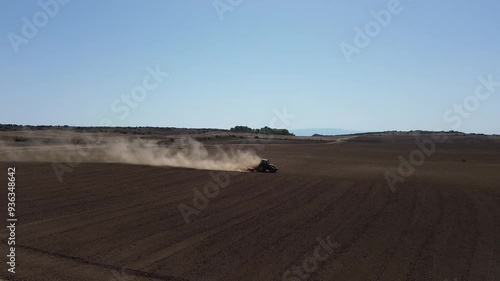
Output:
[{"left": 2, "top": 131, "right": 500, "bottom": 281}]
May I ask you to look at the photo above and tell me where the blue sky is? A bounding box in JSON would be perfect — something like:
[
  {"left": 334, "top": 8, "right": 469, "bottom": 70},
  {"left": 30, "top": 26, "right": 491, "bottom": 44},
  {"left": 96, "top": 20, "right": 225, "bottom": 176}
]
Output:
[{"left": 1, "top": 0, "right": 499, "bottom": 134}]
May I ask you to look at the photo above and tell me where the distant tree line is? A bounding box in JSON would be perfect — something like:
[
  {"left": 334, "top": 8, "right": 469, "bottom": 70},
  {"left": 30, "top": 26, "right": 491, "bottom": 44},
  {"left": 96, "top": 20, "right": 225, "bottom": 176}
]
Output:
[
  {"left": 0, "top": 124, "right": 296, "bottom": 136},
  {"left": 0, "top": 124, "right": 219, "bottom": 135},
  {"left": 229, "top": 125, "right": 294, "bottom": 136}
]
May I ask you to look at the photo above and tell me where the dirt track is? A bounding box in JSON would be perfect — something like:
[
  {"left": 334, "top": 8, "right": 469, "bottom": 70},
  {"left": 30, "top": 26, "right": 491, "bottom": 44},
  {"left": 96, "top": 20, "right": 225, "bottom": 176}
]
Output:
[{"left": 1, "top": 135, "right": 500, "bottom": 281}]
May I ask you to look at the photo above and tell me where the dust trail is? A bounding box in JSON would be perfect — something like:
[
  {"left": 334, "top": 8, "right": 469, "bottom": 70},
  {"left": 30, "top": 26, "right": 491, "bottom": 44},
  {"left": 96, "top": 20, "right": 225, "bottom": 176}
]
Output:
[{"left": 0, "top": 135, "right": 261, "bottom": 171}]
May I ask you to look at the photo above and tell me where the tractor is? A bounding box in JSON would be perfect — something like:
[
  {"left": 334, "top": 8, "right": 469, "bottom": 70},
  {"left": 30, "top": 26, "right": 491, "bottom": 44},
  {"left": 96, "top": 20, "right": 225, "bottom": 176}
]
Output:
[{"left": 248, "top": 159, "right": 278, "bottom": 173}]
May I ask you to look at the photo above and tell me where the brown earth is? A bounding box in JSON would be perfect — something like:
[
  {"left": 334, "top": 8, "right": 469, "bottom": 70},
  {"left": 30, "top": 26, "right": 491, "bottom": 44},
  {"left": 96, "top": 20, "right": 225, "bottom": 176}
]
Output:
[{"left": 1, "top": 134, "right": 500, "bottom": 281}]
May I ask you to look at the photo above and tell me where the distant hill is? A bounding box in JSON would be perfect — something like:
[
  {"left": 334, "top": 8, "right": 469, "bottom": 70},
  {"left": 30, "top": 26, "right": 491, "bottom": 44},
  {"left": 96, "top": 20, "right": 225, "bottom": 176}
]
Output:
[{"left": 291, "top": 128, "right": 364, "bottom": 136}]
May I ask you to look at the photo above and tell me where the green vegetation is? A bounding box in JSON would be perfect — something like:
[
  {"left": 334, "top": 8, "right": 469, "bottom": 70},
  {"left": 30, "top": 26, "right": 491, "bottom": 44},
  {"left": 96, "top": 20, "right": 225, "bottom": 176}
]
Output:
[
  {"left": 0, "top": 124, "right": 295, "bottom": 137},
  {"left": 229, "top": 126, "right": 253, "bottom": 133},
  {"left": 229, "top": 126, "right": 294, "bottom": 136},
  {"left": 0, "top": 124, "right": 218, "bottom": 135}
]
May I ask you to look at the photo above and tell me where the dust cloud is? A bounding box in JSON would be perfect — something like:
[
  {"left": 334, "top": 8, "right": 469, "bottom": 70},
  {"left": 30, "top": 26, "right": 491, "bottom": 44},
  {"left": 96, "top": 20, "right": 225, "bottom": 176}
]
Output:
[{"left": 0, "top": 135, "right": 261, "bottom": 171}]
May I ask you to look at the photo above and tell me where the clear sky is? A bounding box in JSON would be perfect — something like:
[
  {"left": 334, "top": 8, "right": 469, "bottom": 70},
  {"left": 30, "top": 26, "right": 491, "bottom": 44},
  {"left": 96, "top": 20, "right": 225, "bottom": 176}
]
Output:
[{"left": 1, "top": 0, "right": 499, "bottom": 134}]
